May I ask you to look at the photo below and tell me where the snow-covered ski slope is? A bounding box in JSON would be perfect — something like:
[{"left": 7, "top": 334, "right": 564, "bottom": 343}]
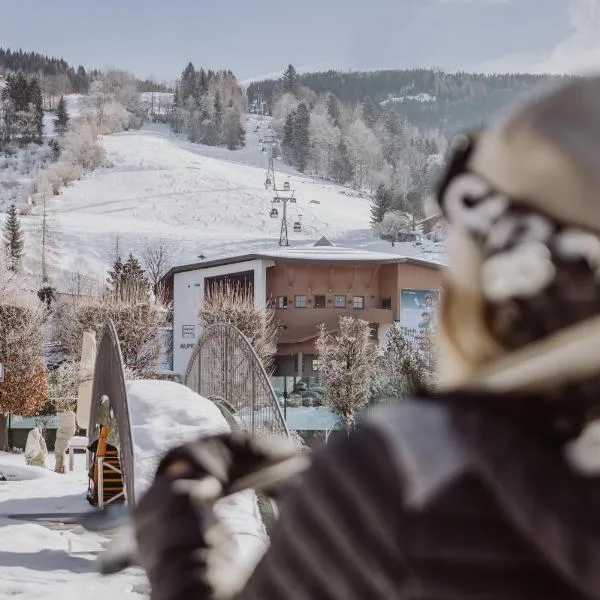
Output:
[
  {"left": 36, "top": 112, "right": 445, "bottom": 286},
  {"left": 47, "top": 117, "right": 364, "bottom": 271}
]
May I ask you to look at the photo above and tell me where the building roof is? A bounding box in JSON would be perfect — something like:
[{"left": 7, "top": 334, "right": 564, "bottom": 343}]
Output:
[
  {"left": 165, "top": 245, "right": 443, "bottom": 280},
  {"left": 313, "top": 236, "right": 333, "bottom": 247}
]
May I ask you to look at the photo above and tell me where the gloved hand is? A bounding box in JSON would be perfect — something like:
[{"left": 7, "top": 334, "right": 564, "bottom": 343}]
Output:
[{"left": 132, "top": 432, "right": 307, "bottom": 600}]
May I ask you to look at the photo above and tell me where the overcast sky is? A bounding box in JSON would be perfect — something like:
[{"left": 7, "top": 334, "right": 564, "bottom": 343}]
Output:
[{"left": 1, "top": 0, "right": 599, "bottom": 82}]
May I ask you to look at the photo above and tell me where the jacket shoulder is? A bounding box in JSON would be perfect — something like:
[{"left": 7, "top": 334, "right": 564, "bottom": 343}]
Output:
[{"left": 366, "top": 399, "right": 473, "bottom": 507}]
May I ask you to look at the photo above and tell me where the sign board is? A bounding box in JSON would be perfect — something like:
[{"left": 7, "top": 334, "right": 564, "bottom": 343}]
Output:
[
  {"left": 399, "top": 288, "right": 440, "bottom": 330},
  {"left": 182, "top": 325, "right": 196, "bottom": 340}
]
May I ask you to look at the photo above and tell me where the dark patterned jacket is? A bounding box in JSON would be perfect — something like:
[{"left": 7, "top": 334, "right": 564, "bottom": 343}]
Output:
[{"left": 147, "top": 395, "right": 600, "bottom": 600}]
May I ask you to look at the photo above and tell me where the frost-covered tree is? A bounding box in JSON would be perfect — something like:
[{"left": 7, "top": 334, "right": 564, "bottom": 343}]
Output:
[
  {"left": 30, "top": 78, "right": 44, "bottom": 143},
  {"left": 307, "top": 110, "right": 339, "bottom": 177},
  {"left": 374, "top": 210, "right": 413, "bottom": 244},
  {"left": 142, "top": 239, "right": 174, "bottom": 303},
  {"left": 345, "top": 117, "right": 383, "bottom": 190},
  {"left": 293, "top": 103, "right": 310, "bottom": 172},
  {"left": 223, "top": 106, "right": 245, "bottom": 150},
  {"left": 108, "top": 253, "right": 149, "bottom": 303},
  {"left": 53, "top": 96, "right": 70, "bottom": 136},
  {"left": 315, "top": 316, "right": 377, "bottom": 430},
  {"left": 170, "top": 63, "right": 244, "bottom": 149},
  {"left": 362, "top": 96, "right": 378, "bottom": 129},
  {"left": 200, "top": 281, "right": 276, "bottom": 372},
  {"left": 55, "top": 297, "right": 165, "bottom": 374},
  {"left": 330, "top": 139, "right": 353, "bottom": 184},
  {"left": 3, "top": 204, "right": 24, "bottom": 273},
  {"left": 326, "top": 94, "right": 341, "bottom": 127},
  {"left": 48, "top": 360, "right": 79, "bottom": 412},
  {"left": 377, "top": 325, "right": 426, "bottom": 400}
]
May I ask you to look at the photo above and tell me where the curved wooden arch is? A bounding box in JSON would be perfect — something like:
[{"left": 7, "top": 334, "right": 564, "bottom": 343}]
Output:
[
  {"left": 184, "top": 323, "right": 289, "bottom": 438},
  {"left": 88, "top": 320, "right": 136, "bottom": 505}
]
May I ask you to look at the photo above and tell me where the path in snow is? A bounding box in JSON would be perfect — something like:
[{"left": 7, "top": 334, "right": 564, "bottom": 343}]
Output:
[{"left": 0, "top": 453, "right": 148, "bottom": 599}]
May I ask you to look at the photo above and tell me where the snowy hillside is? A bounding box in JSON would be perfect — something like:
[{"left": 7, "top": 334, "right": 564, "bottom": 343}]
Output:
[{"left": 4, "top": 108, "right": 445, "bottom": 290}]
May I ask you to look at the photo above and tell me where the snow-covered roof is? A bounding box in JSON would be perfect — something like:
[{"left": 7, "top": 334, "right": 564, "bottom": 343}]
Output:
[
  {"left": 168, "top": 244, "right": 442, "bottom": 279},
  {"left": 258, "top": 245, "right": 418, "bottom": 262}
]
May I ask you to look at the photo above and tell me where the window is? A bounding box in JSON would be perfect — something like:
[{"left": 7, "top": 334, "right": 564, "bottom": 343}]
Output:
[
  {"left": 276, "top": 296, "right": 288, "bottom": 309},
  {"left": 312, "top": 359, "right": 319, "bottom": 372},
  {"left": 295, "top": 295, "right": 307, "bottom": 308},
  {"left": 353, "top": 296, "right": 365, "bottom": 309},
  {"left": 334, "top": 295, "right": 346, "bottom": 308},
  {"left": 381, "top": 297, "right": 392, "bottom": 310},
  {"left": 314, "top": 295, "right": 326, "bottom": 308}
]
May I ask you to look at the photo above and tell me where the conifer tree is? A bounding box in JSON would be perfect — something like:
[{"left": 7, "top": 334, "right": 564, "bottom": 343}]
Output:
[
  {"left": 362, "top": 96, "right": 377, "bottom": 129},
  {"left": 223, "top": 107, "right": 245, "bottom": 150},
  {"left": 282, "top": 64, "right": 299, "bottom": 95},
  {"left": 107, "top": 255, "right": 124, "bottom": 300},
  {"left": 53, "top": 96, "right": 69, "bottom": 136},
  {"left": 73, "top": 65, "right": 89, "bottom": 93},
  {"left": 120, "top": 253, "right": 149, "bottom": 303},
  {"left": 326, "top": 94, "right": 341, "bottom": 127},
  {"left": 370, "top": 184, "right": 393, "bottom": 224},
  {"left": 330, "top": 139, "right": 353, "bottom": 184},
  {"left": 213, "top": 91, "right": 223, "bottom": 137},
  {"left": 30, "top": 78, "right": 44, "bottom": 143},
  {"left": 293, "top": 103, "right": 310, "bottom": 172},
  {"left": 48, "top": 138, "right": 60, "bottom": 161},
  {"left": 282, "top": 111, "right": 296, "bottom": 163},
  {"left": 3, "top": 203, "right": 24, "bottom": 273}
]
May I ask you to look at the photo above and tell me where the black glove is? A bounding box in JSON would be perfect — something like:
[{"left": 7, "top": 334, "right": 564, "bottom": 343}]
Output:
[{"left": 133, "top": 432, "right": 307, "bottom": 600}]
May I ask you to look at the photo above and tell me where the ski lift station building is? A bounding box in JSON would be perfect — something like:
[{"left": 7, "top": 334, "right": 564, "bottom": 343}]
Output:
[{"left": 162, "top": 243, "right": 444, "bottom": 379}]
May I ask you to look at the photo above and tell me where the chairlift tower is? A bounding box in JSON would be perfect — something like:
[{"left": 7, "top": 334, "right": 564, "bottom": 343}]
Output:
[
  {"left": 262, "top": 133, "right": 278, "bottom": 190},
  {"left": 273, "top": 183, "right": 296, "bottom": 246}
]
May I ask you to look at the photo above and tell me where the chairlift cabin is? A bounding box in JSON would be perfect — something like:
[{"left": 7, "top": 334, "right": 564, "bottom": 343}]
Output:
[
  {"left": 265, "top": 177, "right": 272, "bottom": 188},
  {"left": 283, "top": 181, "right": 290, "bottom": 191},
  {"left": 270, "top": 208, "right": 279, "bottom": 218},
  {"left": 290, "top": 196, "right": 297, "bottom": 204},
  {"left": 273, "top": 196, "right": 280, "bottom": 204},
  {"left": 293, "top": 221, "right": 302, "bottom": 232}
]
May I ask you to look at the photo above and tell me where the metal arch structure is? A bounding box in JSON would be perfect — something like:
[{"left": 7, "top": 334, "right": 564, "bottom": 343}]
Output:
[
  {"left": 87, "top": 320, "right": 136, "bottom": 505},
  {"left": 184, "top": 323, "right": 289, "bottom": 439}
]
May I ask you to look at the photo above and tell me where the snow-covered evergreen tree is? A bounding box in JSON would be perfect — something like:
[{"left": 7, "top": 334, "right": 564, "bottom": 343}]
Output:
[
  {"left": 374, "top": 210, "right": 413, "bottom": 244},
  {"left": 282, "top": 64, "right": 299, "bottom": 96},
  {"left": 3, "top": 204, "right": 24, "bottom": 273},
  {"left": 370, "top": 184, "right": 393, "bottom": 224},
  {"left": 53, "top": 95, "right": 70, "bottom": 136},
  {"left": 293, "top": 103, "right": 310, "bottom": 172},
  {"left": 315, "top": 317, "right": 377, "bottom": 430},
  {"left": 223, "top": 106, "right": 245, "bottom": 150},
  {"left": 326, "top": 94, "right": 341, "bottom": 127},
  {"left": 330, "top": 139, "right": 353, "bottom": 184}
]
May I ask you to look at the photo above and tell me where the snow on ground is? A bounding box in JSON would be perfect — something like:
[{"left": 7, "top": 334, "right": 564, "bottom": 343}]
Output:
[
  {"left": 0, "top": 380, "right": 271, "bottom": 598},
  {"left": 128, "top": 380, "right": 268, "bottom": 574},
  {"left": 0, "top": 452, "right": 148, "bottom": 599},
  {"left": 3, "top": 109, "right": 445, "bottom": 290}
]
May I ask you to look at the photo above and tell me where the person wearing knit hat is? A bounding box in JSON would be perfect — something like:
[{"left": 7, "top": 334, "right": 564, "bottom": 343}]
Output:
[{"left": 130, "top": 76, "right": 600, "bottom": 600}]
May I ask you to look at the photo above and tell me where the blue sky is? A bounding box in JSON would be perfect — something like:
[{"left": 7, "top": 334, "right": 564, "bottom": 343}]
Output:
[{"left": 0, "top": 0, "right": 597, "bottom": 82}]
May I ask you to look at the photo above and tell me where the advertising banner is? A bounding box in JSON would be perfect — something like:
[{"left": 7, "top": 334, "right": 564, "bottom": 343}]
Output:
[{"left": 399, "top": 288, "right": 440, "bottom": 330}]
